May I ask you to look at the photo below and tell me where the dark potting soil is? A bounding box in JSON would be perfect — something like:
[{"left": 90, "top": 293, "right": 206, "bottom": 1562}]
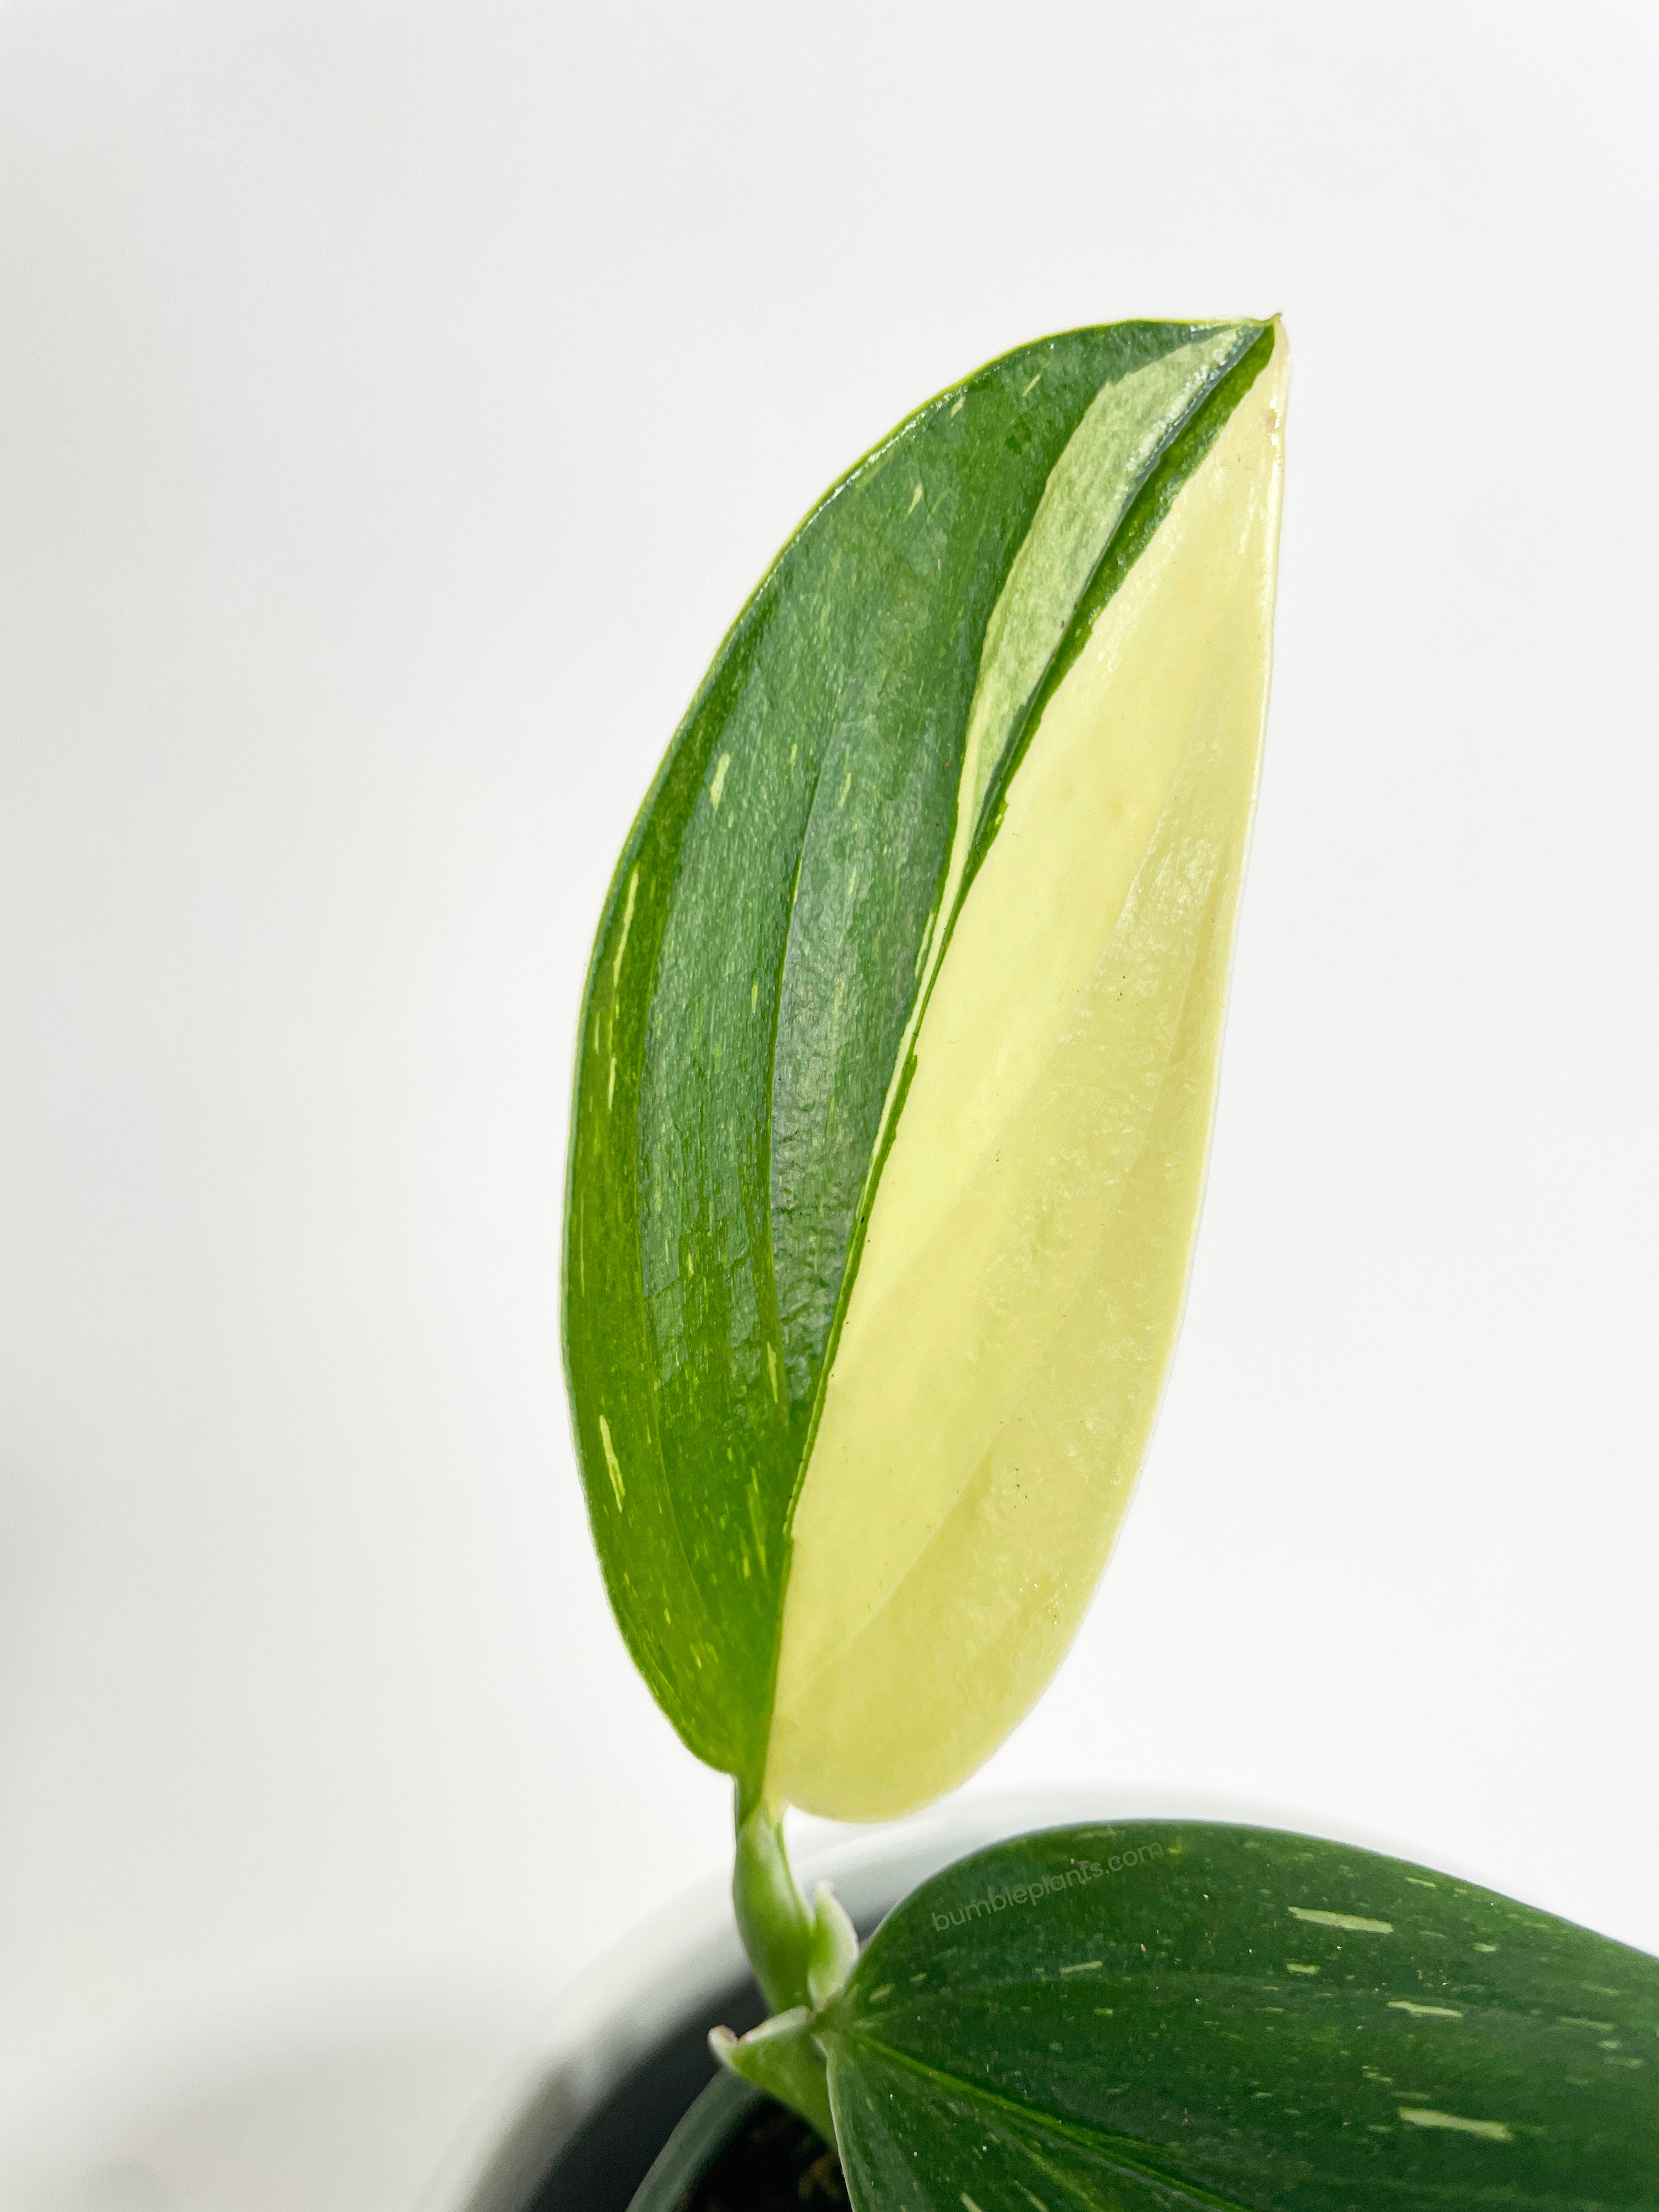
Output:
[{"left": 681, "top": 2098, "right": 845, "bottom": 2211}]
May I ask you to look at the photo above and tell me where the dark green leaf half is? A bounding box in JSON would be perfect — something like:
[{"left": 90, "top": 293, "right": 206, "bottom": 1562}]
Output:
[
  {"left": 562, "top": 322, "right": 1272, "bottom": 1786},
  {"left": 820, "top": 1821, "right": 1659, "bottom": 2212}
]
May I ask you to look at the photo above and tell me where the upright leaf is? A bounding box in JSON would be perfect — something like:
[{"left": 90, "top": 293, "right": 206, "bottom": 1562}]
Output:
[
  {"left": 820, "top": 1821, "right": 1659, "bottom": 2212},
  {"left": 563, "top": 320, "right": 1284, "bottom": 1803}
]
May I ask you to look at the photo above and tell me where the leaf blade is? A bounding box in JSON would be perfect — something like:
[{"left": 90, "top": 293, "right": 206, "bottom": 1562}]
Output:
[
  {"left": 821, "top": 1821, "right": 1659, "bottom": 2212},
  {"left": 563, "top": 323, "right": 1276, "bottom": 1785}
]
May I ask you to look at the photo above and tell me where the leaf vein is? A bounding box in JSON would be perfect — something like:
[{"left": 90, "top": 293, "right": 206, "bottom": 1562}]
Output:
[{"left": 839, "top": 2032, "right": 1262, "bottom": 2212}]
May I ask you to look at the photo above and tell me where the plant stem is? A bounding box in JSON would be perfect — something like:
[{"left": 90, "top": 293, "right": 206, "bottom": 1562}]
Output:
[
  {"left": 723, "top": 1786, "right": 844, "bottom": 2146},
  {"left": 731, "top": 1785, "right": 814, "bottom": 2013}
]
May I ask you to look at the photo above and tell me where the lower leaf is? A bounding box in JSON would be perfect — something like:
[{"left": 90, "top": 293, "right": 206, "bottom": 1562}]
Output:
[{"left": 819, "top": 1821, "right": 1659, "bottom": 2211}]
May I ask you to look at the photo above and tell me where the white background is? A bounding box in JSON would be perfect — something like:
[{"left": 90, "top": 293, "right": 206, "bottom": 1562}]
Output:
[{"left": 2, "top": 3, "right": 1655, "bottom": 2206}]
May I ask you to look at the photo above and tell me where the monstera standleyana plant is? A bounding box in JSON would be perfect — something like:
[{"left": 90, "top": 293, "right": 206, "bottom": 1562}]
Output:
[{"left": 563, "top": 320, "right": 1658, "bottom": 2211}]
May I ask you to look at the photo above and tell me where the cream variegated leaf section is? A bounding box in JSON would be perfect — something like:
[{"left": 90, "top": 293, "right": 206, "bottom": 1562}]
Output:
[{"left": 766, "top": 332, "right": 1288, "bottom": 1819}]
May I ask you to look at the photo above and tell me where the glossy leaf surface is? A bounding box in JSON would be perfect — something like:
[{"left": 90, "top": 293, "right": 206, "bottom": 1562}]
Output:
[
  {"left": 821, "top": 1821, "right": 1659, "bottom": 2212},
  {"left": 564, "top": 320, "right": 1280, "bottom": 1795}
]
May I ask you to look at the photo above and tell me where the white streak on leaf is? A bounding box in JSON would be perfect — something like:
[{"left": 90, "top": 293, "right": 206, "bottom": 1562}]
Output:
[
  {"left": 598, "top": 1415, "right": 624, "bottom": 1508},
  {"left": 1290, "top": 1909, "right": 1393, "bottom": 1934},
  {"left": 610, "top": 862, "right": 637, "bottom": 986},
  {"left": 610, "top": 867, "right": 639, "bottom": 985},
  {"left": 1400, "top": 2108, "right": 1513, "bottom": 2142},
  {"left": 709, "top": 753, "right": 731, "bottom": 810},
  {"left": 1389, "top": 2001, "right": 1463, "bottom": 2019}
]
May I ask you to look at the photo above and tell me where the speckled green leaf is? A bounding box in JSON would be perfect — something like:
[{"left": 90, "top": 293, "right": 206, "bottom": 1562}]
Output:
[
  {"left": 820, "top": 1821, "right": 1659, "bottom": 2212},
  {"left": 562, "top": 321, "right": 1276, "bottom": 1791}
]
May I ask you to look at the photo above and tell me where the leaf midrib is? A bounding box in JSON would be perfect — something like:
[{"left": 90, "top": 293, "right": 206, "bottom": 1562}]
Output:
[{"left": 831, "top": 2028, "right": 1264, "bottom": 2212}]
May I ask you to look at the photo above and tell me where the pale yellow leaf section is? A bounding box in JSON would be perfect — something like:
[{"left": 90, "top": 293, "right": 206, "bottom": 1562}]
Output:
[{"left": 765, "top": 331, "right": 1288, "bottom": 1820}]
